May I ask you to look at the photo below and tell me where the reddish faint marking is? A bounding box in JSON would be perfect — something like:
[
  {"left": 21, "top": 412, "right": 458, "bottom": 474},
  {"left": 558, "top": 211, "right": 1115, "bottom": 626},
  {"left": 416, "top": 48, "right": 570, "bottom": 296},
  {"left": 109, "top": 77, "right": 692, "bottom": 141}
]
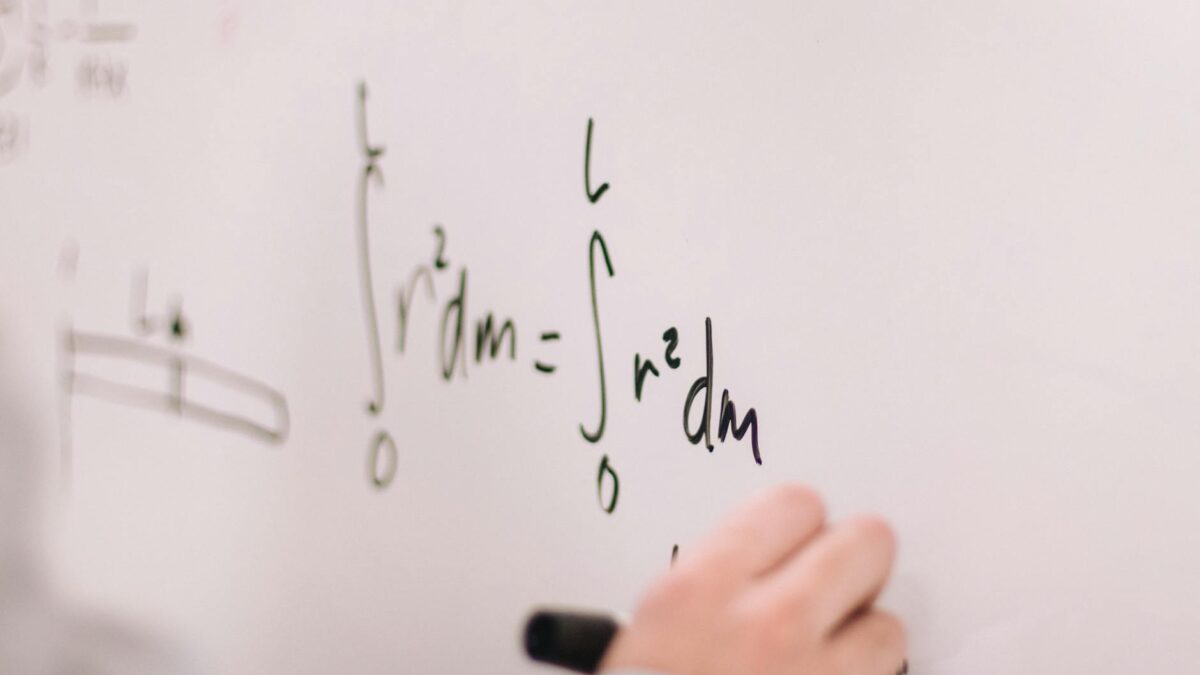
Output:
[{"left": 218, "top": 9, "right": 238, "bottom": 45}]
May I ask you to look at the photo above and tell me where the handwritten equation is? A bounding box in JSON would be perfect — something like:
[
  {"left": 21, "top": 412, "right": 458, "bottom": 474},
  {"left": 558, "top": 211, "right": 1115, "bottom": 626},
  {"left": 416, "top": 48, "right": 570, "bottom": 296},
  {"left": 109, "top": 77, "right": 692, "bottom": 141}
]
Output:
[{"left": 351, "top": 83, "right": 763, "bottom": 513}]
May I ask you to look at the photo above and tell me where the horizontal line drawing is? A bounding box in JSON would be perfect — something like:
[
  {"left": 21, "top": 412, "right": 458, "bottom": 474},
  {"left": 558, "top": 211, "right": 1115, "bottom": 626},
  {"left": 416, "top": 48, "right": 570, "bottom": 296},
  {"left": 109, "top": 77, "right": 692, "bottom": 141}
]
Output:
[
  {"left": 63, "top": 330, "right": 289, "bottom": 444},
  {"left": 82, "top": 23, "right": 137, "bottom": 43}
]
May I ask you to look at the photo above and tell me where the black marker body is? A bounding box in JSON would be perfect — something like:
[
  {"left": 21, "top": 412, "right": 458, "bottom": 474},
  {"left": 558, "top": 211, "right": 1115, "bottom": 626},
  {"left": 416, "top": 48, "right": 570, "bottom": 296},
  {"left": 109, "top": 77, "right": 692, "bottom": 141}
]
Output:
[{"left": 524, "top": 610, "right": 619, "bottom": 674}]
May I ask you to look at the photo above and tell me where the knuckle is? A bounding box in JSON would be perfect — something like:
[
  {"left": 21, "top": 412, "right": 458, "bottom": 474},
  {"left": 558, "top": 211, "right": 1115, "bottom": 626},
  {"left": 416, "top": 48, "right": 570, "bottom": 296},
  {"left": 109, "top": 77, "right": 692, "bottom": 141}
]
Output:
[
  {"left": 826, "top": 657, "right": 853, "bottom": 675},
  {"left": 638, "top": 570, "right": 696, "bottom": 613},
  {"left": 768, "top": 483, "right": 825, "bottom": 523},
  {"left": 787, "top": 575, "right": 821, "bottom": 613},
  {"left": 654, "top": 564, "right": 704, "bottom": 603},
  {"left": 756, "top": 578, "right": 824, "bottom": 635},
  {"left": 874, "top": 611, "right": 907, "bottom": 657},
  {"left": 832, "top": 612, "right": 907, "bottom": 675},
  {"left": 743, "top": 608, "right": 798, "bottom": 655},
  {"left": 850, "top": 513, "right": 896, "bottom": 555},
  {"left": 733, "top": 594, "right": 809, "bottom": 656},
  {"left": 791, "top": 582, "right": 828, "bottom": 634}
]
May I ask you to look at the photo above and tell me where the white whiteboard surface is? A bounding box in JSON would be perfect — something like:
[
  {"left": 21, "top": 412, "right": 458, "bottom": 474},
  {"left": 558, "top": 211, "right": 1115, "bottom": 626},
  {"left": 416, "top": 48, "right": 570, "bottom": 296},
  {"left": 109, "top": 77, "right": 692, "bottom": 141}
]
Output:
[{"left": 2, "top": 2, "right": 1199, "bottom": 673}]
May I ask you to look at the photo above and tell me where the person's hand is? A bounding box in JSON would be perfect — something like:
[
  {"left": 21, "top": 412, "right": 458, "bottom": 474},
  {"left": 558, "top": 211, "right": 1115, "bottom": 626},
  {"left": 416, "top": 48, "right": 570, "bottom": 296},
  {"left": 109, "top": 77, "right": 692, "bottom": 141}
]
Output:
[{"left": 600, "top": 484, "right": 904, "bottom": 675}]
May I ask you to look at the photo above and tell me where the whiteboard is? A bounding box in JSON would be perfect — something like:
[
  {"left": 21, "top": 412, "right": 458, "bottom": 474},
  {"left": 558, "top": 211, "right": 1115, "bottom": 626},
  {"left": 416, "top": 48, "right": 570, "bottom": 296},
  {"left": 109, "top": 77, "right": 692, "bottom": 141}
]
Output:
[{"left": 2, "top": 2, "right": 1199, "bottom": 673}]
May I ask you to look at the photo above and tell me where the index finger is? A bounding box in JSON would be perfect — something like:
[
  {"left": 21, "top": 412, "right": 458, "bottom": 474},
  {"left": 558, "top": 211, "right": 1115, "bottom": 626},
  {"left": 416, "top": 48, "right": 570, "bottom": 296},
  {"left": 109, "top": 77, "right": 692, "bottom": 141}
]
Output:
[{"left": 686, "top": 484, "right": 826, "bottom": 579}]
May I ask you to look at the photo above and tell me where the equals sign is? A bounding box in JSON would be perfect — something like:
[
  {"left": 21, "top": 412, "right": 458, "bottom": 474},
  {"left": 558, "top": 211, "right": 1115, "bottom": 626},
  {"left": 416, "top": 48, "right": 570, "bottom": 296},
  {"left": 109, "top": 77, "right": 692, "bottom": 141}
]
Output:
[{"left": 534, "top": 331, "right": 559, "bottom": 374}]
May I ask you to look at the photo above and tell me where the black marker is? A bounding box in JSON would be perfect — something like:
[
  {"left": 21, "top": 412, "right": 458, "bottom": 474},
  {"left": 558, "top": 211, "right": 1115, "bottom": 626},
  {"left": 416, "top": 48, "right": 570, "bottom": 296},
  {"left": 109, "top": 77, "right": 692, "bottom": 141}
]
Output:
[{"left": 523, "top": 609, "right": 620, "bottom": 673}]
